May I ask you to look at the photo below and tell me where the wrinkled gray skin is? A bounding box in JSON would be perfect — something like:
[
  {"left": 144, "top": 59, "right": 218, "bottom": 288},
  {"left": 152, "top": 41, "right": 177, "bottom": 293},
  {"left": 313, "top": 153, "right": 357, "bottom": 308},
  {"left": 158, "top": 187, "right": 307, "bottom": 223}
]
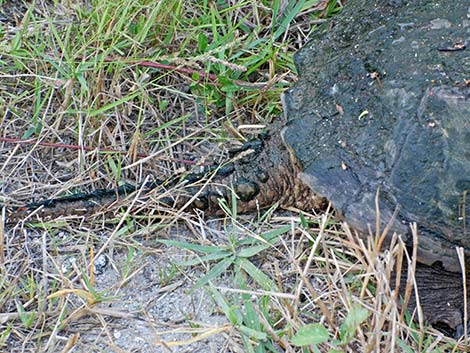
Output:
[{"left": 283, "top": 0, "right": 469, "bottom": 273}]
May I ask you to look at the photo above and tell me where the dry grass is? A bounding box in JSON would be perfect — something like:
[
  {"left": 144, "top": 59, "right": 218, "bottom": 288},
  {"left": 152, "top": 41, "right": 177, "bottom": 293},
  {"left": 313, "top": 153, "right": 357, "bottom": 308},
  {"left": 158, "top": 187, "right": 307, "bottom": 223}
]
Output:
[{"left": 0, "top": 0, "right": 467, "bottom": 352}]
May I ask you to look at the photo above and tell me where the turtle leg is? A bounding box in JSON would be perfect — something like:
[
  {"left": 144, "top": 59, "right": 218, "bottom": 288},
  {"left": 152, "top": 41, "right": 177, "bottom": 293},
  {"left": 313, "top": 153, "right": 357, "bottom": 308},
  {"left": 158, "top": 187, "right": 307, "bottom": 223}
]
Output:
[
  {"left": 399, "top": 262, "right": 469, "bottom": 336},
  {"left": 189, "top": 127, "right": 326, "bottom": 215},
  {"left": 6, "top": 126, "right": 325, "bottom": 222}
]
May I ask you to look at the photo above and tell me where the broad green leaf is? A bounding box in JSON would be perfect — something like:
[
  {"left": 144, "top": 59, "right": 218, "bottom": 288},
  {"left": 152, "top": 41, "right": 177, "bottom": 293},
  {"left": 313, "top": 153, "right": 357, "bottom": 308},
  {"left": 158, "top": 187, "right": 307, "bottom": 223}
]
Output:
[
  {"left": 291, "top": 323, "right": 329, "bottom": 346},
  {"left": 221, "top": 84, "right": 241, "bottom": 93},
  {"left": 197, "top": 32, "right": 209, "bottom": 52},
  {"left": 340, "top": 304, "right": 369, "bottom": 343},
  {"left": 158, "top": 99, "right": 169, "bottom": 111}
]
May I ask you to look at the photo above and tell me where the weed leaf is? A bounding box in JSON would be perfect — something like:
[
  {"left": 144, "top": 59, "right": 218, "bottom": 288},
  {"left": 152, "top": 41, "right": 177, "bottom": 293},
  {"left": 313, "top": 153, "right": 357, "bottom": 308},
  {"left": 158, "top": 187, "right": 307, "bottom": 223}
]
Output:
[
  {"left": 340, "top": 304, "right": 369, "bottom": 343},
  {"left": 291, "top": 323, "right": 329, "bottom": 346}
]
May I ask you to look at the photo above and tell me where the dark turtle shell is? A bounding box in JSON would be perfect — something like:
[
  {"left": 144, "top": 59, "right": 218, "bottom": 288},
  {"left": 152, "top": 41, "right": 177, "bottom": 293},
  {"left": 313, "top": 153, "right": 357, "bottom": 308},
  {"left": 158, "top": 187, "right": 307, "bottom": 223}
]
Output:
[{"left": 282, "top": 0, "right": 470, "bottom": 271}]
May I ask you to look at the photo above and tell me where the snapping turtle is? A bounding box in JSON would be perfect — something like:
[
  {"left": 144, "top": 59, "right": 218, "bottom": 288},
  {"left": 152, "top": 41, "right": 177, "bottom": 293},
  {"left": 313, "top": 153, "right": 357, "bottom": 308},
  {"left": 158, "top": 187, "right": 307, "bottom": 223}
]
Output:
[
  {"left": 7, "top": 0, "right": 470, "bottom": 331},
  {"left": 198, "top": 0, "right": 470, "bottom": 330},
  {"left": 279, "top": 0, "right": 470, "bottom": 274}
]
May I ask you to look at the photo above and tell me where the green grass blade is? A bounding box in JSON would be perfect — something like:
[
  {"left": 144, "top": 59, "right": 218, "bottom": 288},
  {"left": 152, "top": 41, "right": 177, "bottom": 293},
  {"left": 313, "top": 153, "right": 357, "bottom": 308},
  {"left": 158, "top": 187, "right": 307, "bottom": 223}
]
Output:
[
  {"left": 237, "top": 244, "right": 271, "bottom": 258},
  {"left": 191, "top": 256, "right": 234, "bottom": 292},
  {"left": 238, "top": 324, "right": 267, "bottom": 341},
  {"left": 273, "top": 0, "right": 306, "bottom": 41},
  {"left": 238, "top": 225, "right": 291, "bottom": 246},
  {"left": 156, "top": 239, "right": 230, "bottom": 254},
  {"left": 207, "top": 286, "right": 243, "bottom": 325},
  {"left": 236, "top": 258, "right": 277, "bottom": 291},
  {"left": 178, "top": 251, "right": 231, "bottom": 267}
]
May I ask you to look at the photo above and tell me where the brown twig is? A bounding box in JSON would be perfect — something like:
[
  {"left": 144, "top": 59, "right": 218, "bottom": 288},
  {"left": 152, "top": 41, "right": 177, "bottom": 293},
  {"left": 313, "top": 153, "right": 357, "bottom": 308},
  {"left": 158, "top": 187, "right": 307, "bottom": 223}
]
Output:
[
  {"left": 136, "top": 61, "right": 219, "bottom": 82},
  {"left": 101, "top": 57, "right": 272, "bottom": 88},
  {"left": 97, "top": 56, "right": 220, "bottom": 82}
]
